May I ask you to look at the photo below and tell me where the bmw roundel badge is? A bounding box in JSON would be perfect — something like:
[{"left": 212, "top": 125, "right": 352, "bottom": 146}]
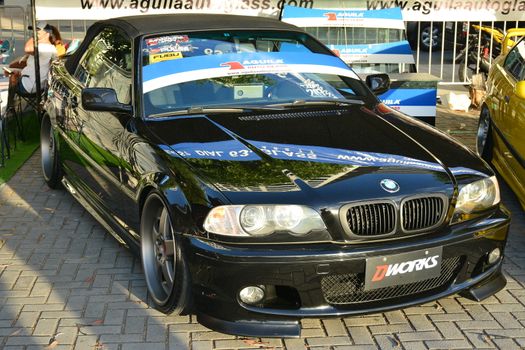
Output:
[{"left": 380, "top": 179, "right": 400, "bottom": 193}]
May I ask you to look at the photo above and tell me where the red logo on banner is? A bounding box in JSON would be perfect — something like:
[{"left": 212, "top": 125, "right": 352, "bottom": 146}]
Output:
[
  {"left": 220, "top": 62, "right": 245, "bottom": 70},
  {"left": 324, "top": 13, "right": 337, "bottom": 21}
]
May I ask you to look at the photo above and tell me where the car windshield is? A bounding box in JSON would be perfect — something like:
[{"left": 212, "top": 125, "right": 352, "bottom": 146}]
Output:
[{"left": 141, "top": 30, "right": 372, "bottom": 118}]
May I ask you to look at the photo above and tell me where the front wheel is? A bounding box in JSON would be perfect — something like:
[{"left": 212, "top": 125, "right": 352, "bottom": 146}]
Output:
[
  {"left": 40, "top": 115, "right": 62, "bottom": 189},
  {"left": 141, "top": 192, "right": 191, "bottom": 314},
  {"left": 477, "top": 106, "right": 493, "bottom": 162}
]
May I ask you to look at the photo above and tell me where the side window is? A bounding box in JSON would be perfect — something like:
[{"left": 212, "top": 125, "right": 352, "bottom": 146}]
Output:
[
  {"left": 504, "top": 39, "right": 525, "bottom": 81},
  {"left": 74, "top": 27, "right": 132, "bottom": 104}
]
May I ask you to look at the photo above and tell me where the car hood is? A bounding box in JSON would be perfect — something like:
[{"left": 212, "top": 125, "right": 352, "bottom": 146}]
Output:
[{"left": 147, "top": 105, "right": 481, "bottom": 205}]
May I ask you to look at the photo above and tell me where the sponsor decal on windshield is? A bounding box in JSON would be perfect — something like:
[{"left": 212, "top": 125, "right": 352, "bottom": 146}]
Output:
[
  {"left": 146, "top": 35, "right": 190, "bottom": 46},
  {"left": 150, "top": 51, "right": 183, "bottom": 63},
  {"left": 145, "top": 34, "right": 195, "bottom": 60},
  {"left": 219, "top": 58, "right": 286, "bottom": 72}
]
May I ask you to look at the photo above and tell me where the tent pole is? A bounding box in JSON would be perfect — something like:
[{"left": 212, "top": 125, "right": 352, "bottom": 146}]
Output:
[{"left": 30, "top": 0, "right": 41, "bottom": 121}]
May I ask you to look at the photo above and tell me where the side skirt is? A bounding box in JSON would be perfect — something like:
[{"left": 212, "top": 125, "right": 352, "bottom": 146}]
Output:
[{"left": 61, "top": 176, "right": 140, "bottom": 255}]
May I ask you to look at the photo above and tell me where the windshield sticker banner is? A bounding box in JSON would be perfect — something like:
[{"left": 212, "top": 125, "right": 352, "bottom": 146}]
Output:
[
  {"left": 142, "top": 52, "right": 358, "bottom": 94},
  {"left": 282, "top": 6, "right": 405, "bottom": 29},
  {"left": 330, "top": 41, "right": 415, "bottom": 64}
]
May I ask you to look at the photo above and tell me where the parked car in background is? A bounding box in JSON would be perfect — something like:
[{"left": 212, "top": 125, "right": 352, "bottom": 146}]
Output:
[
  {"left": 406, "top": 21, "right": 525, "bottom": 52},
  {"left": 406, "top": 21, "right": 460, "bottom": 51},
  {"left": 43, "top": 14, "right": 510, "bottom": 337},
  {"left": 478, "top": 29, "right": 525, "bottom": 210}
]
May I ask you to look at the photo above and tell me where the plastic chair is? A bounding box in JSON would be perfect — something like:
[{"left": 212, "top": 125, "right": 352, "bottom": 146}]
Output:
[{"left": 10, "top": 80, "right": 48, "bottom": 143}]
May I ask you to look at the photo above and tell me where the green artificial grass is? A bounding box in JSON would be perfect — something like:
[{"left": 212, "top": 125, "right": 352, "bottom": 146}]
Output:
[{"left": 0, "top": 111, "right": 40, "bottom": 185}]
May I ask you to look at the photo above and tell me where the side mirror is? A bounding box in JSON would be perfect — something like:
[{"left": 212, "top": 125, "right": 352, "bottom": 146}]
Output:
[
  {"left": 81, "top": 88, "right": 132, "bottom": 115},
  {"left": 366, "top": 74, "right": 391, "bottom": 95},
  {"left": 515, "top": 81, "right": 525, "bottom": 100}
]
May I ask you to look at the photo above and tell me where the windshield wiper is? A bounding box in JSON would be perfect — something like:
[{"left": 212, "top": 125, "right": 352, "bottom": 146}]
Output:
[
  {"left": 267, "top": 99, "right": 364, "bottom": 108},
  {"left": 147, "top": 105, "right": 285, "bottom": 119},
  {"left": 148, "top": 107, "right": 244, "bottom": 119}
]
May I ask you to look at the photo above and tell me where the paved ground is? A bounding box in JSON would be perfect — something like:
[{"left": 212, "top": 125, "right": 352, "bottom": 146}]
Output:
[{"left": 1, "top": 106, "right": 525, "bottom": 350}]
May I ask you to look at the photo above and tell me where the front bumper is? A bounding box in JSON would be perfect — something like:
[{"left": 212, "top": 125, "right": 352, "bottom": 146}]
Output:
[{"left": 184, "top": 208, "right": 510, "bottom": 337}]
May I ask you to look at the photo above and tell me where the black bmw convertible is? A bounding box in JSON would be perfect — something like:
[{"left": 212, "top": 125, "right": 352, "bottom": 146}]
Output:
[{"left": 42, "top": 14, "right": 510, "bottom": 337}]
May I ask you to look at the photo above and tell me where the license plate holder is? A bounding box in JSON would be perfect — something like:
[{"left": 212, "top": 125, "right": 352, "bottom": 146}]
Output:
[{"left": 364, "top": 247, "right": 443, "bottom": 291}]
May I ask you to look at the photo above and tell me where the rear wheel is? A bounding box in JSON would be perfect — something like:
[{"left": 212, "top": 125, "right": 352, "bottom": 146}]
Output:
[
  {"left": 141, "top": 192, "right": 190, "bottom": 314},
  {"left": 40, "top": 115, "right": 62, "bottom": 189},
  {"left": 477, "top": 106, "right": 493, "bottom": 162}
]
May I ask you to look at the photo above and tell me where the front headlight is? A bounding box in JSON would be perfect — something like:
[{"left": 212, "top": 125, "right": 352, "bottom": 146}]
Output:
[
  {"left": 452, "top": 176, "right": 500, "bottom": 223},
  {"left": 203, "top": 205, "right": 326, "bottom": 237}
]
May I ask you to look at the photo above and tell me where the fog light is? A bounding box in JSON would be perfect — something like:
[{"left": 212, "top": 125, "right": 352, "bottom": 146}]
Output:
[
  {"left": 488, "top": 248, "right": 501, "bottom": 265},
  {"left": 239, "top": 286, "right": 265, "bottom": 305}
]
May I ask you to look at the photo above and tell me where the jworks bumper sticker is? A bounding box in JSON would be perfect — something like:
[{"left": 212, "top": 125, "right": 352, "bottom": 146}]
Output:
[{"left": 364, "top": 247, "right": 443, "bottom": 291}]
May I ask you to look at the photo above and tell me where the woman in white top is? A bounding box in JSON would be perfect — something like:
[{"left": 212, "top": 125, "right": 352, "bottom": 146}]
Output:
[{"left": 5, "top": 21, "right": 58, "bottom": 107}]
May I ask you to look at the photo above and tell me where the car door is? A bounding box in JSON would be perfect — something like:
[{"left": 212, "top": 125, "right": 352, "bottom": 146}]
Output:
[
  {"left": 68, "top": 26, "right": 134, "bottom": 221},
  {"left": 498, "top": 39, "right": 525, "bottom": 194}
]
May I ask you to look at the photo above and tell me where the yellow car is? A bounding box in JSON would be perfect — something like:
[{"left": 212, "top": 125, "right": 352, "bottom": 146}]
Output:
[{"left": 479, "top": 29, "right": 525, "bottom": 209}]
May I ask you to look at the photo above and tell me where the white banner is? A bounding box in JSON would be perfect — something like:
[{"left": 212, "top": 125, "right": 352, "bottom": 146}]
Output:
[
  {"left": 34, "top": 0, "right": 317, "bottom": 20},
  {"left": 320, "top": 0, "right": 525, "bottom": 21},
  {"left": 34, "top": 0, "right": 525, "bottom": 21}
]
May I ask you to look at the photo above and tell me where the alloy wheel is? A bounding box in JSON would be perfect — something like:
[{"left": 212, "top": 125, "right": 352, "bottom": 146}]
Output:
[
  {"left": 142, "top": 202, "right": 176, "bottom": 305},
  {"left": 422, "top": 26, "right": 440, "bottom": 49}
]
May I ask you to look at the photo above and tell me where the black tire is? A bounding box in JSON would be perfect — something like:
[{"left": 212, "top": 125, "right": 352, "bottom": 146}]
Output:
[
  {"left": 140, "top": 192, "right": 191, "bottom": 314},
  {"left": 477, "top": 106, "right": 493, "bottom": 163},
  {"left": 458, "top": 55, "right": 489, "bottom": 83},
  {"left": 40, "top": 115, "right": 62, "bottom": 189},
  {"left": 457, "top": 58, "right": 473, "bottom": 83}
]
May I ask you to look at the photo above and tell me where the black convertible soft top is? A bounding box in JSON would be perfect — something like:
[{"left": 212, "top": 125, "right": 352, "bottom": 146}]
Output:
[
  {"left": 103, "top": 14, "right": 300, "bottom": 38},
  {"left": 65, "top": 13, "right": 303, "bottom": 74}
]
